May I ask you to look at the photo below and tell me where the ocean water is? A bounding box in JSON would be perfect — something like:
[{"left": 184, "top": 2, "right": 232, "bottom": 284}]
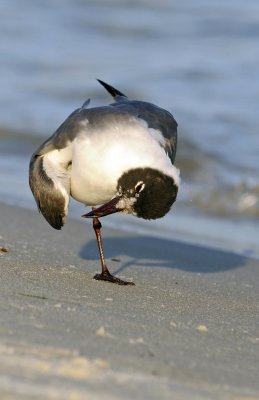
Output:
[{"left": 0, "top": 0, "right": 258, "bottom": 256}]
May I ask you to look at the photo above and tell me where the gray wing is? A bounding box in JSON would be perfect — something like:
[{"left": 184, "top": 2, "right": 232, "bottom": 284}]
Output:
[
  {"left": 34, "top": 80, "right": 178, "bottom": 163},
  {"left": 35, "top": 102, "right": 177, "bottom": 164},
  {"left": 29, "top": 101, "right": 93, "bottom": 229}
]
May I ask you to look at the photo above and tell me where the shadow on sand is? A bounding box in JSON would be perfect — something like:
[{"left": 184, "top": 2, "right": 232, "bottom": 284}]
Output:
[{"left": 79, "top": 235, "right": 249, "bottom": 275}]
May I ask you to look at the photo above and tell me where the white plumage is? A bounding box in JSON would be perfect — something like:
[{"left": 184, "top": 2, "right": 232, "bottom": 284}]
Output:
[{"left": 29, "top": 80, "right": 180, "bottom": 285}]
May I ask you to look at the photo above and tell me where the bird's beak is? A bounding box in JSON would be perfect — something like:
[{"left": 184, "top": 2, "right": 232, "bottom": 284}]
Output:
[{"left": 82, "top": 195, "right": 122, "bottom": 218}]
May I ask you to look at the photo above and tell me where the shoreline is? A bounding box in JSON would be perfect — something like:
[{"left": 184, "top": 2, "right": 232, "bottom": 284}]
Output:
[
  {"left": 1, "top": 191, "right": 259, "bottom": 259},
  {"left": 0, "top": 202, "right": 259, "bottom": 399}
]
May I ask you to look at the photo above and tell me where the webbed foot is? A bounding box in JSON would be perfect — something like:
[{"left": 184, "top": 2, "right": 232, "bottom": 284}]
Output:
[{"left": 93, "top": 272, "right": 135, "bottom": 286}]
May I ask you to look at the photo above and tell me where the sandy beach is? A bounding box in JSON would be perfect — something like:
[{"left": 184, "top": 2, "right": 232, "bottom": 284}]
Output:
[
  {"left": 0, "top": 202, "right": 258, "bottom": 399},
  {"left": 1, "top": 1, "right": 259, "bottom": 398}
]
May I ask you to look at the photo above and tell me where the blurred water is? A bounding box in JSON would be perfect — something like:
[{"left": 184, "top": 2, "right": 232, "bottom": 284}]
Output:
[{"left": 0, "top": 0, "right": 258, "bottom": 255}]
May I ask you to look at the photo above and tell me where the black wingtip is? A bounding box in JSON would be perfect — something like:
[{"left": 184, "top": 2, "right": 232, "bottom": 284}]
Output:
[{"left": 97, "top": 79, "right": 127, "bottom": 99}]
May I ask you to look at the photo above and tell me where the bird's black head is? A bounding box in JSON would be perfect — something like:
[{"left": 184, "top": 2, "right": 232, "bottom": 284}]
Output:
[
  {"left": 82, "top": 167, "right": 179, "bottom": 220},
  {"left": 116, "top": 167, "right": 178, "bottom": 220}
]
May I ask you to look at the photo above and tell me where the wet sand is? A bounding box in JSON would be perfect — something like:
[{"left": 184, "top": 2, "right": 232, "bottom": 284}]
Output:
[{"left": 0, "top": 202, "right": 258, "bottom": 400}]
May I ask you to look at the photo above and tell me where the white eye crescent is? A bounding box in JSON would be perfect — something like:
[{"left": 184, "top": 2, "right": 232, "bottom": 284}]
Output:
[{"left": 135, "top": 181, "right": 145, "bottom": 194}]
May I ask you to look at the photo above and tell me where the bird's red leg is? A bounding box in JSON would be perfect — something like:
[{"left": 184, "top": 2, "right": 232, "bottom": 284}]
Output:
[
  {"left": 92, "top": 217, "right": 110, "bottom": 277},
  {"left": 91, "top": 209, "right": 134, "bottom": 285}
]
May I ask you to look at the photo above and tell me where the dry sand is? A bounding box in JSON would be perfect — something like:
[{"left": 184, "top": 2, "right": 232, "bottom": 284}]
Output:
[{"left": 0, "top": 202, "right": 259, "bottom": 400}]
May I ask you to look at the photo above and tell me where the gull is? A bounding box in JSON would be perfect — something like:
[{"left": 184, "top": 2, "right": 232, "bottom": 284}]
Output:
[{"left": 29, "top": 80, "right": 180, "bottom": 285}]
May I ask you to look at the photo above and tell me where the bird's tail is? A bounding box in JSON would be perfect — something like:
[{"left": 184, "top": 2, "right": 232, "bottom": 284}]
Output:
[{"left": 97, "top": 79, "right": 127, "bottom": 100}]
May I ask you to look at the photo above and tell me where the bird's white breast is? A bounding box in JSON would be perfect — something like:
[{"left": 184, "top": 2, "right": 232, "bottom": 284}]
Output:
[{"left": 70, "top": 116, "right": 179, "bottom": 206}]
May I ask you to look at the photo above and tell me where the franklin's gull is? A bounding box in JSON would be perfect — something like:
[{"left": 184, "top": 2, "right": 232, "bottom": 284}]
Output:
[{"left": 29, "top": 80, "right": 180, "bottom": 285}]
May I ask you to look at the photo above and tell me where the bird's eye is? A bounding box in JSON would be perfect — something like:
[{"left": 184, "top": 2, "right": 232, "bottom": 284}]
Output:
[{"left": 135, "top": 181, "right": 145, "bottom": 194}]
